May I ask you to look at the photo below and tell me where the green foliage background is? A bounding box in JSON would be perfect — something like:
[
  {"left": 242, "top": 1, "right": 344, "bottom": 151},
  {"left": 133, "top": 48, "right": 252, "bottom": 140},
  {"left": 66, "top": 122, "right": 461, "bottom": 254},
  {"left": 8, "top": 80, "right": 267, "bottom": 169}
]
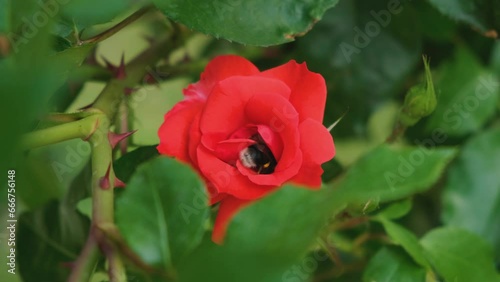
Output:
[{"left": 0, "top": 0, "right": 499, "bottom": 281}]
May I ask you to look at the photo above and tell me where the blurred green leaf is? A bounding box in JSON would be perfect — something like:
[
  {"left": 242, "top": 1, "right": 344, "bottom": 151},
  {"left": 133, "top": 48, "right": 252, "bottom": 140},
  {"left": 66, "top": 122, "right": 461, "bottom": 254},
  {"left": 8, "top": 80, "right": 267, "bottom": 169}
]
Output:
[
  {"left": 115, "top": 157, "right": 208, "bottom": 271},
  {"left": 334, "top": 144, "right": 456, "bottom": 207},
  {"left": 442, "top": 128, "right": 500, "bottom": 255},
  {"left": 428, "top": 0, "right": 500, "bottom": 36},
  {"left": 18, "top": 165, "right": 90, "bottom": 282},
  {"left": 490, "top": 40, "right": 500, "bottom": 76},
  {"left": 376, "top": 198, "right": 412, "bottom": 219},
  {"left": 114, "top": 145, "right": 159, "bottom": 183},
  {"left": 152, "top": 0, "right": 339, "bottom": 46},
  {"left": 18, "top": 201, "right": 87, "bottom": 282},
  {"left": 321, "top": 158, "right": 343, "bottom": 183},
  {"left": 297, "top": 0, "right": 421, "bottom": 135},
  {"left": 57, "top": 0, "right": 147, "bottom": 36},
  {"left": 17, "top": 156, "right": 63, "bottom": 209},
  {"left": 178, "top": 185, "right": 339, "bottom": 282},
  {"left": 420, "top": 227, "right": 500, "bottom": 282},
  {"left": 0, "top": 0, "right": 93, "bottom": 175},
  {"left": 425, "top": 47, "right": 499, "bottom": 136},
  {"left": 415, "top": 0, "right": 457, "bottom": 42},
  {"left": 76, "top": 197, "right": 92, "bottom": 219},
  {"left": 374, "top": 217, "right": 431, "bottom": 269},
  {"left": 363, "top": 247, "right": 426, "bottom": 282},
  {"left": 49, "top": 65, "right": 106, "bottom": 112},
  {"left": 0, "top": 0, "right": 9, "bottom": 34}
]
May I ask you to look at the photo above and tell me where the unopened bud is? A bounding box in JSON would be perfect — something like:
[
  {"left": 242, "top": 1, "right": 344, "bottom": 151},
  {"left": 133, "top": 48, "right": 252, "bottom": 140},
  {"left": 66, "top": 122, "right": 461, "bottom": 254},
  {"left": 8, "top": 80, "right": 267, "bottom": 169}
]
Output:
[{"left": 399, "top": 56, "right": 437, "bottom": 127}]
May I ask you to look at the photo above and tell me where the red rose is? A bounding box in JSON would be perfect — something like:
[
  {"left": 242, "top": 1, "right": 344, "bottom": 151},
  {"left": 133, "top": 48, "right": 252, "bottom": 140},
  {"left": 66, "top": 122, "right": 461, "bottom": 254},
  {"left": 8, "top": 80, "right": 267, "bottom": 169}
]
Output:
[{"left": 157, "top": 55, "right": 335, "bottom": 243}]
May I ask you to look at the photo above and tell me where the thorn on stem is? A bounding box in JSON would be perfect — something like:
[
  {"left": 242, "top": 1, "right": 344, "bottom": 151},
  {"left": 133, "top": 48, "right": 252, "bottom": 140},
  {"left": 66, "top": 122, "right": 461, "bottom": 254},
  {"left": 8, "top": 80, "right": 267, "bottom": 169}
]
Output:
[
  {"left": 108, "top": 130, "right": 137, "bottom": 149},
  {"left": 115, "top": 177, "right": 126, "bottom": 188},
  {"left": 102, "top": 53, "right": 127, "bottom": 80},
  {"left": 99, "top": 164, "right": 112, "bottom": 190},
  {"left": 124, "top": 87, "right": 138, "bottom": 96}
]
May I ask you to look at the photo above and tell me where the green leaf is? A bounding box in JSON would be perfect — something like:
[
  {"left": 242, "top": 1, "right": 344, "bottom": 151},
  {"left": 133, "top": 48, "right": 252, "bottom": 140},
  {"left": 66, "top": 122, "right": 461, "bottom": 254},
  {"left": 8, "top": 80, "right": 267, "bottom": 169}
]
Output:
[
  {"left": 114, "top": 145, "right": 159, "bottom": 183},
  {"left": 17, "top": 201, "right": 88, "bottom": 282},
  {"left": 375, "top": 218, "right": 431, "bottom": 269},
  {"left": 152, "top": 0, "right": 339, "bottom": 46},
  {"left": 76, "top": 197, "right": 92, "bottom": 219},
  {"left": 363, "top": 247, "right": 426, "bottom": 282},
  {"left": 334, "top": 144, "right": 457, "bottom": 208},
  {"left": 178, "top": 185, "right": 339, "bottom": 282},
  {"left": 0, "top": 0, "right": 9, "bottom": 34},
  {"left": 420, "top": 227, "right": 500, "bottom": 282},
  {"left": 17, "top": 156, "right": 63, "bottom": 209},
  {"left": 115, "top": 156, "right": 208, "bottom": 271},
  {"left": 297, "top": 0, "right": 422, "bottom": 135},
  {"left": 17, "top": 165, "right": 90, "bottom": 282},
  {"left": 49, "top": 65, "right": 107, "bottom": 112},
  {"left": 424, "top": 46, "right": 499, "bottom": 136},
  {"left": 376, "top": 198, "right": 412, "bottom": 219},
  {"left": 428, "top": 0, "right": 500, "bottom": 36},
  {"left": 321, "top": 157, "right": 343, "bottom": 183},
  {"left": 442, "top": 128, "right": 500, "bottom": 255},
  {"left": 414, "top": 0, "right": 457, "bottom": 42},
  {"left": 58, "top": 0, "right": 146, "bottom": 34},
  {"left": 0, "top": 0, "right": 93, "bottom": 175}
]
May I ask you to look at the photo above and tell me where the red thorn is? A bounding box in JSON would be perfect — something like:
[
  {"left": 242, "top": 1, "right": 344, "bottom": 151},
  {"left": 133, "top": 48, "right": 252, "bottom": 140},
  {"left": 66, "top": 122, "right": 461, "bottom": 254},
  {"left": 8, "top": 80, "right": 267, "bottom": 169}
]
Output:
[
  {"left": 102, "top": 56, "right": 116, "bottom": 72},
  {"left": 124, "top": 87, "right": 138, "bottom": 96},
  {"left": 108, "top": 130, "right": 137, "bottom": 149},
  {"left": 116, "top": 53, "right": 126, "bottom": 80},
  {"left": 142, "top": 72, "right": 159, "bottom": 85},
  {"left": 99, "top": 164, "right": 111, "bottom": 190},
  {"left": 102, "top": 54, "right": 127, "bottom": 80},
  {"left": 115, "top": 177, "right": 126, "bottom": 188}
]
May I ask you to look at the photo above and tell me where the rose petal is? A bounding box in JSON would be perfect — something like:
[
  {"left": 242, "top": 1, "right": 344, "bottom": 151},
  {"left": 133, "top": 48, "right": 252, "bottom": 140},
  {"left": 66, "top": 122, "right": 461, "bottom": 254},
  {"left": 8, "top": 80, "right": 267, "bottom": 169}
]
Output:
[
  {"left": 199, "top": 76, "right": 291, "bottom": 148},
  {"left": 236, "top": 153, "right": 302, "bottom": 186},
  {"left": 299, "top": 118, "right": 335, "bottom": 164},
  {"left": 291, "top": 164, "right": 323, "bottom": 188},
  {"left": 256, "top": 125, "right": 283, "bottom": 161},
  {"left": 206, "top": 181, "right": 227, "bottom": 204},
  {"left": 227, "top": 125, "right": 283, "bottom": 161},
  {"left": 214, "top": 139, "right": 256, "bottom": 165},
  {"left": 229, "top": 126, "right": 258, "bottom": 139},
  {"left": 260, "top": 60, "right": 327, "bottom": 122},
  {"left": 187, "top": 112, "right": 202, "bottom": 166},
  {"left": 197, "top": 146, "right": 275, "bottom": 200},
  {"left": 212, "top": 197, "right": 252, "bottom": 244},
  {"left": 157, "top": 101, "right": 203, "bottom": 162},
  {"left": 245, "top": 93, "right": 300, "bottom": 171},
  {"left": 184, "top": 55, "right": 259, "bottom": 101}
]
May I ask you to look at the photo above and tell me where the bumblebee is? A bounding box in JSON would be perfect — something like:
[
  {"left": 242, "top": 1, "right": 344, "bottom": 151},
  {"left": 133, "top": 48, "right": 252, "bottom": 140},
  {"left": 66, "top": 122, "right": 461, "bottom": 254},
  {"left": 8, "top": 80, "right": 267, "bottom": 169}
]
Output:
[{"left": 239, "top": 143, "right": 277, "bottom": 174}]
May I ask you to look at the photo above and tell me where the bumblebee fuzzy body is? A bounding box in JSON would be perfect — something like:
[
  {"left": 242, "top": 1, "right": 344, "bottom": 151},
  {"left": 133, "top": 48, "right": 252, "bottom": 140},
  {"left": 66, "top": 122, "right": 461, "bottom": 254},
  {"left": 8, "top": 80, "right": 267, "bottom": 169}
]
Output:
[{"left": 239, "top": 144, "right": 276, "bottom": 174}]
